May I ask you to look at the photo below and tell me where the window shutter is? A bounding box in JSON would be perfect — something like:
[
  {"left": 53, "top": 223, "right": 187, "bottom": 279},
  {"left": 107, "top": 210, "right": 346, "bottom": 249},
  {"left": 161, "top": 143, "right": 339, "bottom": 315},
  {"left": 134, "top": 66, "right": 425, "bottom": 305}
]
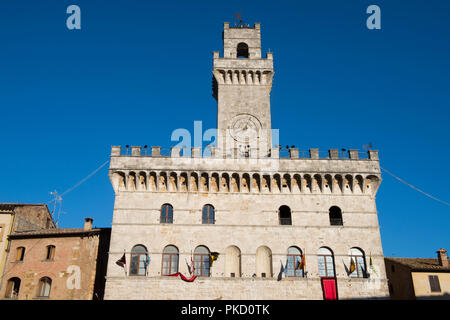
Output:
[{"left": 429, "top": 275, "right": 441, "bottom": 292}]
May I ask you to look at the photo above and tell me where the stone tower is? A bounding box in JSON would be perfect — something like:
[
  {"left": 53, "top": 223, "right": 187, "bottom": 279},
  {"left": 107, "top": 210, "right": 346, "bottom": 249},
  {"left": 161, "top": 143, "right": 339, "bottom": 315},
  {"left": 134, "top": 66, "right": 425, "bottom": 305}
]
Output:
[
  {"left": 104, "top": 22, "right": 389, "bottom": 300},
  {"left": 213, "top": 23, "right": 273, "bottom": 157}
]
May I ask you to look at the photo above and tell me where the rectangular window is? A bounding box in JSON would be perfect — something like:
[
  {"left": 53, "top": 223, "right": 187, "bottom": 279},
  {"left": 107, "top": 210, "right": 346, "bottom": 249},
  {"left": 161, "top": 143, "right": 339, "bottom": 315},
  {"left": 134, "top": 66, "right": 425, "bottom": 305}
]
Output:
[
  {"left": 46, "top": 246, "right": 55, "bottom": 260},
  {"left": 429, "top": 275, "right": 441, "bottom": 292},
  {"left": 16, "top": 247, "right": 25, "bottom": 261}
]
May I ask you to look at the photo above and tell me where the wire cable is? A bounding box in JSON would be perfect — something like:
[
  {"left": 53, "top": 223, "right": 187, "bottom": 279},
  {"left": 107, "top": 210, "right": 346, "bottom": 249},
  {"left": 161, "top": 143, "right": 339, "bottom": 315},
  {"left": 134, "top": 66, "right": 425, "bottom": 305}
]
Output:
[
  {"left": 381, "top": 166, "right": 450, "bottom": 207},
  {"left": 48, "top": 160, "right": 109, "bottom": 204}
]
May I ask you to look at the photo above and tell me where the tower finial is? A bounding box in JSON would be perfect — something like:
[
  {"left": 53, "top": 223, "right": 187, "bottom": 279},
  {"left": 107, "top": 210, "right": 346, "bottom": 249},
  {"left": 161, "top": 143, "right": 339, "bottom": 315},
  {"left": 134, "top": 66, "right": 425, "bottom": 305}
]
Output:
[{"left": 234, "top": 12, "right": 245, "bottom": 27}]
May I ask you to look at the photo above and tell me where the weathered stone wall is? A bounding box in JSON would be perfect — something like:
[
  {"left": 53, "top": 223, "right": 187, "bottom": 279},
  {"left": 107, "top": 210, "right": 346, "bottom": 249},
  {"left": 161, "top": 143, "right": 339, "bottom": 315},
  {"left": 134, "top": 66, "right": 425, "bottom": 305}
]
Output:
[{"left": 104, "top": 156, "right": 388, "bottom": 299}]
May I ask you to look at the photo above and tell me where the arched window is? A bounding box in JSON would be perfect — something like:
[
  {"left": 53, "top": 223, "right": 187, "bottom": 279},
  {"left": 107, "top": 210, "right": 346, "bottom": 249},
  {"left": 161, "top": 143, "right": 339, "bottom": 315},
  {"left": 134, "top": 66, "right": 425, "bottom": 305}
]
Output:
[
  {"left": 286, "top": 246, "right": 304, "bottom": 277},
  {"left": 279, "top": 205, "right": 292, "bottom": 225},
  {"left": 37, "top": 277, "right": 52, "bottom": 297},
  {"left": 194, "top": 246, "right": 210, "bottom": 276},
  {"left": 5, "top": 277, "right": 21, "bottom": 299},
  {"left": 225, "top": 246, "right": 241, "bottom": 277},
  {"left": 16, "top": 247, "right": 25, "bottom": 261},
  {"left": 237, "top": 42, "right": 249, "bottom": 58},
  {"left": 130, "top": 245, "right": 149, "bottom": 276},
  {"left": 46, "top": 245, "right": 55, "bottom": 260},
  {"left": 162, "top": 245, "right": 179, "bottom": 275},
  {"left": 256, "top": 246, "right": 272, "bottom": 278},
  {"left": 160, "top": 204, "right": 173, "bottom": 224},
  {"left": 318, "top": 247, "right": 335, "bottom": 277},
  {"left": 329, "top": 206, "right": 343, "bottom": 226},
  {"left": 202, "top": 204, "right": 215, "bottom": 224},
  {"left": 348, "top": 248, "right": 367, "bottom": 278}
]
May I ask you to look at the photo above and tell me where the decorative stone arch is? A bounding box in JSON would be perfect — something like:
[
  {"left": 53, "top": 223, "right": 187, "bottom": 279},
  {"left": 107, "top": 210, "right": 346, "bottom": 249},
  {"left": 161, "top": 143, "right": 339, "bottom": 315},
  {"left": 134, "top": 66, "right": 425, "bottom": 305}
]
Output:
[
  {"left": 364, "top": 175, "right": 380, "bottom": 195},
  {"left": 168, "top": 172, "right": 178, "bottom": 192},
  {"left": 179, "top": 172, "right": 188, "bottom": 192},
  {"left": 241, "top": 173, "right": 250, "bottom": 192},
  {"left": 220, "top": 173, "right": 229, "bottom": 192},
  {"left": 225, "top": 245, "right": 241, "bottom": 277},
  {"left": 344, "top": 174, "right": 353, "bottom": 194},
  {"left": 159, "top": 172, "right": 167, "bottom": 192},
  {"left": 323, "top": 174, "right": 332, "bottom": 194},
  {"left": 251, "top": 173, "right": 260, "bottom": 193},
  {"left": 210, "top": 173, "right": 219, "bottom": 192},
  {"left": 128, "top": 171, "right": 137, "bottom": 191},
  {"left": 281, "top": 174, "right": 291, "bottom": 193},
  {"left": 303, "top": 174, "right": 312, "bottom": 193},
  {"left": 148, "top": 171, "right": 157, "bottom": 191},
  {"left": 354, "top": 175, "right": 364, "bottom": 194},
  {"left": 272, "top": 174, "right": 281, "bottom": 193},
  {"left": 261, "top": 174, "right": 271, "bottom": 192},
  {"left": 333, "top": 174, "right": 343, "bottom": 194},
  {"left": 200, "top": 173, "right": 209, "bottom": 192},
  {"left": 237, "top": 42, "right": 249, "bottom": 58},
  {"left": 138, "top": 171, "right": 147, "bottom": 191},
  {"left": 231, "top": 173, "right": 240, "bottom": 192},
  {"left": 313, "top": 174, "right": 322, "bottom": 193},
  {"left": 112, "top": 171, "right": 126, "bottom": 191},
  {"left": 256, "top": 246, "right": 272, "bottom": 278},
  {"left": 292, "top": 174, "right": 301, "bottom": 193},
  {"left": 190, "top": 172, "right": 198, "bottom": 192}
]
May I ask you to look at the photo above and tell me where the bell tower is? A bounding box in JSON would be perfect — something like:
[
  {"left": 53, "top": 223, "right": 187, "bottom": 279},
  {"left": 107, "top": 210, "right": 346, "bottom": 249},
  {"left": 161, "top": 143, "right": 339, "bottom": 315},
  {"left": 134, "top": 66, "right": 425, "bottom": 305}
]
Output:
[{"left": 212, "top": 22, "right": 274, "bottom": 157}]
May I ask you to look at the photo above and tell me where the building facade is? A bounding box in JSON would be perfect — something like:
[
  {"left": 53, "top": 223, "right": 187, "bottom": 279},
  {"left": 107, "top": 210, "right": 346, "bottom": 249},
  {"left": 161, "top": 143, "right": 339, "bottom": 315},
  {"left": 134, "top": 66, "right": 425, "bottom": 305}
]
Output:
[
  {"left": 0, "top": 203, "right": 55, "bottom": 290},
  {"left": 1, "top": 217, "right": 111, "bottom": 300},
  {"left": 104, "top": 22, "right": 389, "bottom": 300},
  {"left": 385, "top": 249, "right": 450, "bottom": 300}
]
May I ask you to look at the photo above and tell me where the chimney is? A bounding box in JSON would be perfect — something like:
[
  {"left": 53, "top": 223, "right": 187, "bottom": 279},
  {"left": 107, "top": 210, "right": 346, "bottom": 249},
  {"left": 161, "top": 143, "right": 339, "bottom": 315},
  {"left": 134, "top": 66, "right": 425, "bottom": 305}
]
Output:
[
  {"left": 84, "top": 217, "right": 93, "bottom": 231},
  {"left": 437, "top": 248, "right": 448, "bottom": 268}
]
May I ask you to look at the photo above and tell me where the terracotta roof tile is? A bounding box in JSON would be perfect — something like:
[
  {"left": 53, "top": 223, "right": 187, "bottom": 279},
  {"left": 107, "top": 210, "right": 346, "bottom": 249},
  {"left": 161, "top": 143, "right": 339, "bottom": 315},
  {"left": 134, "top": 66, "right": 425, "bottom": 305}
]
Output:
[{"left": 385, "top": 257, "right": 450, "bottom": 271}]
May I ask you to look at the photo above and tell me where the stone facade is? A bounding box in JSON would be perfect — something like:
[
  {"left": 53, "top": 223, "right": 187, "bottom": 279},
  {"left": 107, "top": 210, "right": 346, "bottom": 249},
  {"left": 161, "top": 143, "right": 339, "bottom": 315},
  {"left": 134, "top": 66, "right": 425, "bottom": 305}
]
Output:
[{"left": 104, "top": 22, "right": 389, "bottom": 300}]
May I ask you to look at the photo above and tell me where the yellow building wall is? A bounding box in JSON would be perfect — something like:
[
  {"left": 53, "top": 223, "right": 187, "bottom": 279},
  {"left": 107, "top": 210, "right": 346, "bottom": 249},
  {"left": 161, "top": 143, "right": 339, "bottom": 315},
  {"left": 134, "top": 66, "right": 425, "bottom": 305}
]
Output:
[
  {"left": 0, "top": 213, "right": 14, "bottom": 286},
  {"left": 412, "top": 272, "right": 450, "bottom": 299}
]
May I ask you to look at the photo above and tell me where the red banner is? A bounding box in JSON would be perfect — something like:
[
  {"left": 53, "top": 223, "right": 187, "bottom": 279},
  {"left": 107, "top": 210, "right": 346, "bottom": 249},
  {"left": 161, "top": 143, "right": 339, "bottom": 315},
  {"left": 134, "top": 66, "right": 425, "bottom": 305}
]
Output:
[{"left": 167, "top": 272, "right": 197, "bottom": 282}]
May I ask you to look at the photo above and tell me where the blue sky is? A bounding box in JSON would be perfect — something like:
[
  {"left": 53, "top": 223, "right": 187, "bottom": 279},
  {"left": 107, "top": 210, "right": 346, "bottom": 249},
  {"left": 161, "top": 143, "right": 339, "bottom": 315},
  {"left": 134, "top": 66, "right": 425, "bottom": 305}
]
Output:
[{"left": 0, "top": 0, "right": 448, "bottom": 258}]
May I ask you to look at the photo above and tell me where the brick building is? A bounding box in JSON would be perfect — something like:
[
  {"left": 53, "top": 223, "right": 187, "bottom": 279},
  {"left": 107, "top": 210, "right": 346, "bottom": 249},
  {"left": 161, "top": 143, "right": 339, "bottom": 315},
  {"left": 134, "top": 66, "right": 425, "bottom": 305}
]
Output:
[
  {"left": 1, "top": 215, "right": 111, "bottom": 300},
  {"left": 0, "top": 203, "right": 55, "bottom": 288}
]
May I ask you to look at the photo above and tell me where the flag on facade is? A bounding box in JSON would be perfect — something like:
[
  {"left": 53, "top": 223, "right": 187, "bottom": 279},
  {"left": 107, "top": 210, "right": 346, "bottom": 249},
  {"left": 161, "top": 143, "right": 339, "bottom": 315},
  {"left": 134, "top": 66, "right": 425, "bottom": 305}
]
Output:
[
  {"left": 296, "top": 254, "right": 305, "bottom": 270},
  {"left": 277, "top": 260, "right": 285, "bottom": 281},
  {"left": 186, "top": 258, "right": 192, "bottom": 275},
  {"left": 191, "top": 256, "right": 195, "bottom": 275},
  {"left": 116, "top": 253, "right": 126, "bottom": 267},
  {"left": 210, "top": 252, "right": 220, "bottom": 267},
  {"left": 349, "top": 257, "right": 356, "bottom": 274}
]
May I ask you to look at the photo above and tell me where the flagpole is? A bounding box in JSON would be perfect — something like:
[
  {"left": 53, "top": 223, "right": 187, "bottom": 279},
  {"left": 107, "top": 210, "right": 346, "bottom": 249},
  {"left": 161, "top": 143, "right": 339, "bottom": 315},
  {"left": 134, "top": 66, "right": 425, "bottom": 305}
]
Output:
[{"left": 123, "top": 249, "right": 127, "bottom": 277}]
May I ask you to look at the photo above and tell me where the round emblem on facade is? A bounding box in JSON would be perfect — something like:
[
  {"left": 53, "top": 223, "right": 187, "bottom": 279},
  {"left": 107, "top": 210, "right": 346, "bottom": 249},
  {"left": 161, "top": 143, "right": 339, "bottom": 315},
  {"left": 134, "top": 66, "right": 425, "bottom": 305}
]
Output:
[{"left": 229, "top": 114, "right": 261, "bottom": 143}]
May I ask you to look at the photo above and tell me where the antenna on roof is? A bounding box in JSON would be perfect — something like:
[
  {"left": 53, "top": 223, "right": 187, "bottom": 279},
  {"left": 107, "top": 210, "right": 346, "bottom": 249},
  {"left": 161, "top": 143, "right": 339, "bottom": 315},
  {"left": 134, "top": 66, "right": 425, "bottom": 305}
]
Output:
[
  {"left": 49, "top": 190, "right": 63, "bottom": 227},
  {"left": 234, "top": 12, "right": 245, "bottom": 27}
]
